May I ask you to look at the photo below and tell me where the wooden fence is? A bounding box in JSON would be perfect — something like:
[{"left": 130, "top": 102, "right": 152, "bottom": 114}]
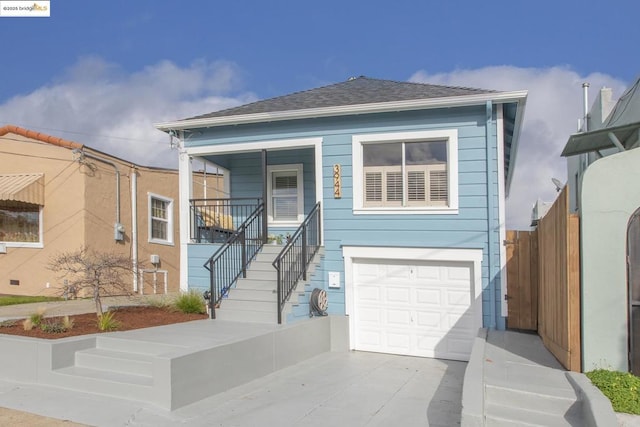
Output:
[
  {"left": 506, "top": 187, "right": 581, "bottom": 372},
  {"left": 506, "top": 229, "right": 538, "bottom": 331}
]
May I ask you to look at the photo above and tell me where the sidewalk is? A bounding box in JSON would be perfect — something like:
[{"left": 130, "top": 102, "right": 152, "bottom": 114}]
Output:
[{"left": 0, "top": 294, "right": 178, "bottom": 321}]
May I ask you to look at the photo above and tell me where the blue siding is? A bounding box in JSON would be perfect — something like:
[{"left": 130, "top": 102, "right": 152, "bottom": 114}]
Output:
[
  {"left": 186, "top": 105, "right": 506, "bottom": 328},
  {"left": 187, "top": 244, "right": 221, "bottom": 293}
]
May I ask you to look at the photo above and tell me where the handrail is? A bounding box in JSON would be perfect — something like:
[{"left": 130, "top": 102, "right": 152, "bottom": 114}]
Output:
[
  {"left": 190, "top": 198, "right": 261, "bottom": 243},
  {"left": 203, "top": 202, "right": 264, "bottom": 319},
  {"left": 272, "top": 202, "right": 321, "bottom": 324}
]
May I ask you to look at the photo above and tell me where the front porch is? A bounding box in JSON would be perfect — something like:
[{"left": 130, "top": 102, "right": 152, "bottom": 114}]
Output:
[{"left": 180, "top": 139, "right": 325, "bottom": 324}]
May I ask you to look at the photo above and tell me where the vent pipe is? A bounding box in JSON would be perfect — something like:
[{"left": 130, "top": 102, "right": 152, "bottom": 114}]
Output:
[{"left": 582, "top": 82, "right": 590, "bottom": 132}]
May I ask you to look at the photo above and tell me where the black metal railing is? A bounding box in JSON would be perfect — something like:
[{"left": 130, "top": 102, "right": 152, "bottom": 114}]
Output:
[
  {"left": 272, "top": 202, "right": 321, "bottom": 324},
  {"left": 190, "top": 198, "right": 262, "bottom": 243},
  {"left": 204, "top": 202, "right": 264, "bottom": 319}
]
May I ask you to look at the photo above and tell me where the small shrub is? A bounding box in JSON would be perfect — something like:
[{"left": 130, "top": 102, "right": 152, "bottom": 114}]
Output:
[
  {"left": 22, "top": 318, "right": 34, "bottom": 331},
  {"left": 29, "top": 307, "right": 47, "bottom": 327},
  {"left": 586, "top": 369, "right": 640, "bottom": 414},
  {"left": 0, "top": 320, "right": 17, "bottom": 328},
  {"left": 40, "top": 320, "right": 69, "bottom": 334},
  {"left": 62, "top": 315, "right": 74, "bottom": 330},
  {"left": 174, "top": 291, "right": 206, "bottom": 314},
  {"left": 97, "top": 311, "right": 121, "bottom": 331}
]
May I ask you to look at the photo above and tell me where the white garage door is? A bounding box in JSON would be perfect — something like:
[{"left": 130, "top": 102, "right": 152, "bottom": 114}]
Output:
[{"left": 353, "top": 259, "right": 476, "bottom": 361}]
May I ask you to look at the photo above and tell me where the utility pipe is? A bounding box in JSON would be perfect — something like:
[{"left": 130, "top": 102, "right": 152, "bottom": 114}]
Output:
[{"left": 131, "top": 166, "right": 138, "bottom": 292}]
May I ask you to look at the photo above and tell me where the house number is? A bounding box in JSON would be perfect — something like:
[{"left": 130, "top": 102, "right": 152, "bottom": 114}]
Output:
[{"left": 333, "top": 164, "right": 342, "bottom": 199}]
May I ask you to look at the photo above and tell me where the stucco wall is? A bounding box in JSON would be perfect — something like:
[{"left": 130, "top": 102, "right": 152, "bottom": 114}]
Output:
[
  {"left": 581, "top": 147, "right": 640, "bottom": 371},
  {"left": 0, "top": 132, "right": 188, "bottom": 296},
  {"left": 0, "top": 134, "right": 85, "bottom": 295}
]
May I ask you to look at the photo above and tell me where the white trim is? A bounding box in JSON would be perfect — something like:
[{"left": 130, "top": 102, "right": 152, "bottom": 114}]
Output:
[
  {"left": 267, "top": 164, "right": 304, "bottom": 225},
  {"left": 147, "top": 192, "right": 174, "bottom": 246},
  {"left": 185, "top": 137, "right": 322, "bottom": 157},
  {"left": 342, "top": 245, "right": 484, "bottom": 353},
  {"left": 314, "top": 141, "right": 324, "bottom": 245},
  {"left": 2, "top": 206, "right": 44, "bottom": 248},
  {"left": 178, "top": 141, "right": 191, "bottom": 292},
  {"left": 497, "top": 106, "right": 508, "bottom": 318},
  {"left": 352, "top": 129, "right": 459, "bottom": 215},
  {"left": 155, "top": 91, "right": 529, "bottom": 131}
]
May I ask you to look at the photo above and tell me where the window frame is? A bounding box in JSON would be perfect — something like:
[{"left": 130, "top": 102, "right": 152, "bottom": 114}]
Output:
[
  {"left": 352, "top": 129, "right": 459, "bottom": 215},
  {"left": 148, "top": 193, "right": 174, "bottom": 245},
  {"left": 0, "top": 203, "right": 44, "bottom": 248},
  {"left": 266, "top": 164, "right": 304, "bottom": 226}
]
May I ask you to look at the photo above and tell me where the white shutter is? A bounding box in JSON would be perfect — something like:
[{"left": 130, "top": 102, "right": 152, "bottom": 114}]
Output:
[
  {"left": 429, "top": 168, "right": 448, "bottom": 204},
  {"left": 365, "top": 171, "right": 382, "bottom": 205}
]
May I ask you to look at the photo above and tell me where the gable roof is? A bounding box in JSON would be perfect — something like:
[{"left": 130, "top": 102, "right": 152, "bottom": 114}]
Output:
[
  {"left": 155, "top": 76, "right": 527, "bottom": 131},
  {"left": 0, "top": 124, "right": 83, "bottom": 150}
]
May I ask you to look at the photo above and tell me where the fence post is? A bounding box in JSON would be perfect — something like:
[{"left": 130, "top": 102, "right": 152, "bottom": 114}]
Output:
[
  {"left": 276, "top": 263, "right": 282, "bottom": 324},
  {"left": 302, "top": 224, "right": 307, "bottom": 281}
]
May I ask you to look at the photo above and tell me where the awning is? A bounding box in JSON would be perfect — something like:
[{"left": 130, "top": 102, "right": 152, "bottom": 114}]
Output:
[
  {"left": 0, "top": 173, "right": 45, "bottom": 205},
  {"left": 561, "top": 122, "right": 640, "bottom": 157}
]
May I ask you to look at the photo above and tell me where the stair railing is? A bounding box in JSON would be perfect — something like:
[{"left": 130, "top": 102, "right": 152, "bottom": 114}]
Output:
[
  {"left": 204, "top": 202, "right": 264, "bottom": 319},
  {"left": 272, "top": 202, "right": 321, "bottom": 324}
]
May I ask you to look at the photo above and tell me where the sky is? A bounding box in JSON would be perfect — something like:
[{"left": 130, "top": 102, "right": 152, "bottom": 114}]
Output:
[{"left": 1, "top": 0, "right": 638, "bottom": 229}]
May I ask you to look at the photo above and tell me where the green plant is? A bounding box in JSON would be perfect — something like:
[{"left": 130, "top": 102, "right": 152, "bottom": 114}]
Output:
[
  {"left": 586, "top": 369, "right": 640, "bottom": 414},
  {"left": 0, "top": 295, "right": 64, "bottom": 307},
  {"left": 40, "top": 318, "right": 71, "bottom": 333},
  {"left": 174, "top": 291, "right": 206, "bottom": 314},
  {"left": 28, "top": 307, "right": 47, "bottom": 327},
  {"left": 97, "top": 311, "right": 121, "bottom": 331}
]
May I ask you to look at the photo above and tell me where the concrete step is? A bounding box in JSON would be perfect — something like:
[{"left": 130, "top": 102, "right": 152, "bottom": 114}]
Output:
[
  {"left": 96, "top": 336, "right": 184, "bottom": 356},
  {"left": 245, "top": 268, "right": 277, "bottom": 280},
  {"left": 75, "top": 348, "right": 154, "bottom": 377},
  {"left": 221, "top": 299, "right": 276, "bottom": 312},
  {"left": 228, "top": 288, "right": 277, "bottom": 302},
  {"left": 485, "top": 385, "right": 578, "bottom": 423},
  {"left": 49, "top": 365, "right": 153, "bottom": 402},
  {"left": 214, "top": 308, "right": 278, "bottom": 323},
  {"left": 485, "top": 402, "right": 581, "bottom": 427},
  {"left": 233, "top": 278, "right": 277, "bottom": 290}
]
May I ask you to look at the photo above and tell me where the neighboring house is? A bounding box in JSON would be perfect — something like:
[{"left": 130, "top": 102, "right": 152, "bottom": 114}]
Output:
[
  {"left": 561, "top": 77, "right": 640, "bottom": 373},
  {"left": 0, "top": 125, "right": 220, "bottom": 296},
  {"left": 155, "top": 77, "right": 527, "bottom": 362}
]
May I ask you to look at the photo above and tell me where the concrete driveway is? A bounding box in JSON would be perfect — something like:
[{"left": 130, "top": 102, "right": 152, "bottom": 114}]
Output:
[{"left": 0, "top": 351, "right": 465, "bottom": 426}]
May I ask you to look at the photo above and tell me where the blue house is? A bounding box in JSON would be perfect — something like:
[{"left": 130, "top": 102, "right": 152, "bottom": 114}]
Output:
[{"left": 155, "top": 77, "right": 527, "bottom": 362}]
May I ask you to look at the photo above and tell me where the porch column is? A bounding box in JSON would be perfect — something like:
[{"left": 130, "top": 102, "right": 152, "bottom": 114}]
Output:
[
  {"left": 178, "top": 133, "right": 193, "bottom": 292},
  {"left": 262, "top": 149, "right": 268, "bottom": 242}
]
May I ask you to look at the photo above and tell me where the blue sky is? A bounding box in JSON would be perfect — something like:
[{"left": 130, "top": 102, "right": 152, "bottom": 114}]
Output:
[{"left": 1, "top": 0, "right": 638, "bottom": 227}]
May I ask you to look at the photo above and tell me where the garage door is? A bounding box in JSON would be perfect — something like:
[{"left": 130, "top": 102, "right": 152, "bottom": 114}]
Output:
[{"left": 353, "top": 259, "right": 476, "bottom": 361}]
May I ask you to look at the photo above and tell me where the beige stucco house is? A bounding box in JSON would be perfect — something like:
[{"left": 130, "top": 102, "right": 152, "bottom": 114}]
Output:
[{"left": 0, "top": 125, "right": 221, "bottom": 296}]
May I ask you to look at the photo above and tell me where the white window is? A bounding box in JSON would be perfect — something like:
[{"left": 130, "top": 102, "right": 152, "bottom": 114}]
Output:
[
  {"left": 148, "top": 193, "right": 173, "bottom": 245},
  {"left": 0, "top": 202, "right": 43, "bottom": 248},
  {"left": 267, "top": 164, "right": 304, "bottom": 225},
  {"left": 352, "top": 129, "right": 458, "bottom": 215}
]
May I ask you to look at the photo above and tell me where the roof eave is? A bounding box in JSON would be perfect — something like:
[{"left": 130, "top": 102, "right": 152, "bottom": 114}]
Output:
[
  {"left": 505, "top": 96, "right": 528, "bottom": 197},
  {"left": 154, "top": 90, "right": 529, "bottom": 132}
]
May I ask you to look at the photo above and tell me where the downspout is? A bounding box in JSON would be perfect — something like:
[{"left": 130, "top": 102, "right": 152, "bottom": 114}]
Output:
[
  {"left": 485, "top": 101, "right": 497, "bottom": 329},
  {"left": 75, "top": 149, "right": 123, "bottom": 239},
  {"left": 131, "top": 166, "right": 138, "bottom": 292}
]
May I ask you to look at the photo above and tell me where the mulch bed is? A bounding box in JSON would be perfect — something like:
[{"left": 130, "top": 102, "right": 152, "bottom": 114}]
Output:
[{"left": 0, "top": 306, "right": 208, "bottom": 339}]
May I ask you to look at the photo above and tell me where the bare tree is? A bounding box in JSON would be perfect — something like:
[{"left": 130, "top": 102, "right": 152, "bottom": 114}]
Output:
[{"left": 48, "top": 247, "right": 133, "bottom": 316}]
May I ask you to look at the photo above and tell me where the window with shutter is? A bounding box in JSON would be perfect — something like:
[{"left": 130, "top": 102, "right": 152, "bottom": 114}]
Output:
[
  {"left": 267, "top": 164, "right": 304, "bottom": 225},
  {"left": 353, "top": 129, "right": 458, "bottom": 214},
  {"left": 362, "top": 140, "right": 448, "bottom": 208}
]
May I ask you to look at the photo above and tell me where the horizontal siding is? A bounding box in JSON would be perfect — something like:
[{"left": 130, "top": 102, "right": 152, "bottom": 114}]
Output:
[
  {"left": 188, "top": 105, "right": 506, "bottom": 328},
  {"left": 187, "top": 244, "right": 221, "bottom": 293}
]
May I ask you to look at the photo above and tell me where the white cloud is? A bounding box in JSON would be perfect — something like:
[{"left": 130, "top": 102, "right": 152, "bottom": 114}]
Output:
[
  {"left": 0, "top": 57, "right": 256, "bottom": 168},
  {"left": 410, "top": 66, "right": 627, "bottom": 229}
]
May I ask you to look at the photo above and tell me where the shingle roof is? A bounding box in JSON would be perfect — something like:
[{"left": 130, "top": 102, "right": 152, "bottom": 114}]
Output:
[{"left": 187, "top": 76, "right": 495, "bottom": 121}]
